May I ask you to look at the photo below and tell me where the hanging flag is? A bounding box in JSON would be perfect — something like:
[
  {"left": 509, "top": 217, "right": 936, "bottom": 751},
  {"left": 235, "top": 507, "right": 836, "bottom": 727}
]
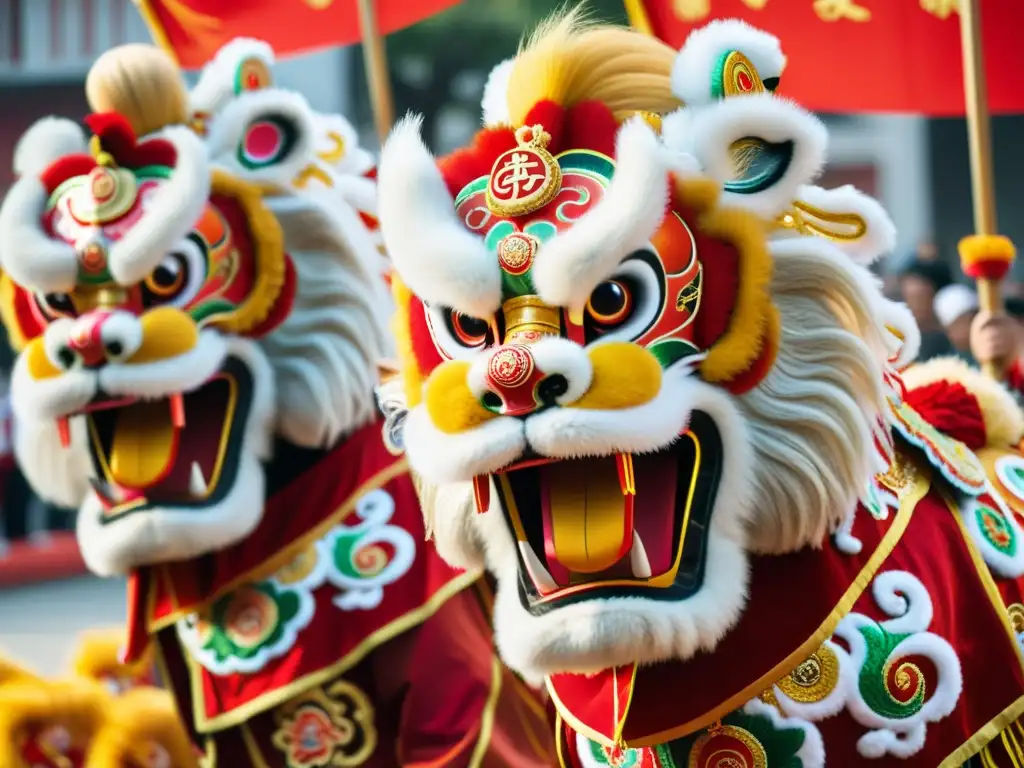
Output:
[
  {"left": 625, "top": 0, "right": 1024, "bottom": 115},
  {"left": 134, "top": 0, "right": 462, "bottom": 69}
]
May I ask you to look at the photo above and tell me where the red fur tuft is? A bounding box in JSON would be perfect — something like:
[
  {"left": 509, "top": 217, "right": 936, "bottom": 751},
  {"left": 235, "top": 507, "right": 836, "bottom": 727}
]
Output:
[
  {"left": 408, "top": 295, "right": 444, "bottom": 374},
  {"left": 11, "top": 285, "right": 46, "bottom": 343},
  {"left": 904, "top": 379, "right": 987, "bottom": 450},
  {"left": 523, "top": 101, "right": 566, "bottom": 152},
  {"left": 439, "top": 127, "right": 517, "bottom": 198},
  {"left": 40, "top": 155, "right": 97, "bottom": 195},
  {"left": 563, "top": 101, "right": 619, "bottom": 158},
  {"left": 84, "top": 112, "right": 177, "bottom": 169}
]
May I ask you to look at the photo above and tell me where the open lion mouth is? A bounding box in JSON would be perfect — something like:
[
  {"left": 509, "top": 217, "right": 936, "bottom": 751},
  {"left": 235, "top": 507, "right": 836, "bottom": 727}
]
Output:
[
  {"left": 493, "top": 411, "right": 722, "bottom": 615},
  {"left": 80, "top": 356, "right": 255, "bottom": 522}
]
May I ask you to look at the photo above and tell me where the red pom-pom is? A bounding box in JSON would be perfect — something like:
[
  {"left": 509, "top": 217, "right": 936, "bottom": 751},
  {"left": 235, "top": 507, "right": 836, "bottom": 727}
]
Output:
[
  {"left": 40, "top": 155, "right": 97, "bottom": 195},
  {"left": 904, "top": 379, "right": 987, "bottom": 450},
  {"left": 522, "top": 100, "right": 566, "bottom": 152},
  {"left": 439, "top": 127, "right": 517, "bottom": 198},
  {"left": 83, "top": 112, "right": 177, "bottom": 169}
]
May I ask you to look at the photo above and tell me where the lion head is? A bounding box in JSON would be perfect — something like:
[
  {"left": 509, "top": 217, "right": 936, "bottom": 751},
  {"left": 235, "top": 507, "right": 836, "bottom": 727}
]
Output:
[
  {"left": 377, "top": 12, "right": 892, "bottom": 683},
  {"left": 0, "top": 44, "right": 386, "bottom": 577}
]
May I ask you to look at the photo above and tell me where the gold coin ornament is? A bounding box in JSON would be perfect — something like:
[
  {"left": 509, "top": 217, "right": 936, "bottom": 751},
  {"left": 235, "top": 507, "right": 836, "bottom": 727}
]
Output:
[{"left": 485, "top": 125, "right": 562, "bottom": 217}]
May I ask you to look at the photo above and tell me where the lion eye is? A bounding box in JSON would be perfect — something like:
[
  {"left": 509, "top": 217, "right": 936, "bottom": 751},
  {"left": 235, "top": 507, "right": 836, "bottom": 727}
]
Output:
[
  {"left": 586, "top": 279, "right": 633, "bottom": 327},
  {"left": 448, "top": 312, "right": 491, "bottom": 347}
]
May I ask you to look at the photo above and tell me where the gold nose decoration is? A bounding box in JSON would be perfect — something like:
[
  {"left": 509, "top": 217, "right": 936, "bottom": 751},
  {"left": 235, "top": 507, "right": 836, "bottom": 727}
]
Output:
[{"left": 502, "top": 295, "right": 561, "bottom": 344}]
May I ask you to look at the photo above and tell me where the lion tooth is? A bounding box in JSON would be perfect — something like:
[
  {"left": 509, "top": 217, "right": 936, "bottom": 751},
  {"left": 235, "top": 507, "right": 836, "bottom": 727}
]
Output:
[
  {"left": 630, "top": 531, "right": 652, "bottom": 579},
  {"left": 189, "top": 462, "right": 209, "bottom": 497},
  {"left": 518, "top": 541, "right": 559, "bottom": 595}
]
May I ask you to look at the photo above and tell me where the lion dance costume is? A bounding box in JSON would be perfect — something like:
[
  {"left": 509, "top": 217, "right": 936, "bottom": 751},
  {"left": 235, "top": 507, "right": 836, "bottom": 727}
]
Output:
[
  {"left": 378, "top": 10, "right": 1024, "bottom": 768},
  {"left": 0, "top": 42, "right": 550, "bottom": 767}
]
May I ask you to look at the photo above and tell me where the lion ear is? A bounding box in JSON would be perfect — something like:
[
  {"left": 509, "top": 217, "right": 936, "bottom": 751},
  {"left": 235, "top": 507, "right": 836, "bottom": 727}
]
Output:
[
  {"left": 672, "top": 174, "right": 778, "bottom": 392},
  {"left": 205, "top": 87, "right": 316, "bottom": 188}
]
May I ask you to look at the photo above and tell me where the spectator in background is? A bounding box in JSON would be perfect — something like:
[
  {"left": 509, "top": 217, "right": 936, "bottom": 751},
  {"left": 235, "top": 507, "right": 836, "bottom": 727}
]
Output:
[
  {"left": 933, "top": 284, "right": 979, "bottom": 362},
  {"left": 898, "top": 257, "right": 956, "bottom": 361},
  {"left": 970, "top": 298, "right": 1024, "bottom": 397}
]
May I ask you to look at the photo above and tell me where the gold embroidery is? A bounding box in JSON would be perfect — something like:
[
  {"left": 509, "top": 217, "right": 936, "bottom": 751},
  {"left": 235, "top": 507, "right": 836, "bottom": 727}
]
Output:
[
  {"left": 813, "top": 0, "right": 871, "bottom": 22},
  {"left": 672, "top": 0, "right": 768, "bottom": 21},
  {"left": 878, "top": 451, "right": 917, "bottom": 499},
  {"left": 921, "top": 0, "right": 959, "bottom": 18},
  {"left": 274, "top": 545, "right": 321, "bottom": 585},
  {"left": 775, "top": 200, "right": 868, "bottom": 243},
  {"left": 271, "top": 680, "right": 377, "bottom": 767},
  {"left": 1009, "top": 603, "right": 1024, "bottom": 635},
  {"left": 688, "top": 723, "right": 768, "bottom": 768},
  {"left": 777, "top": 645, "right": 841, "bottom": 703},
  {"left": 303, "top": 0, "right": 335, "bottom": 8}
]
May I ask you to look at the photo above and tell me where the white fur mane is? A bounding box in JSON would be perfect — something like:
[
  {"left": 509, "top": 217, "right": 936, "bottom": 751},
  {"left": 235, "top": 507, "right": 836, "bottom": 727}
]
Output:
[
  {"left": 740, "top": 237, "right": 890, "bottom": 554},
  {"left": 261, "top": 193, "right": 389, "bottom": 449}
]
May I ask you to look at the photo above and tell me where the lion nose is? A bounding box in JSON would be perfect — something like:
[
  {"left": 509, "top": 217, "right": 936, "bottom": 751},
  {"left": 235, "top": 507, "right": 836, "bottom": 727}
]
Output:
[
  {"left": 59, "top": 311, "right": 142, "bottom": 370},
  {"left": 481, "top": 344, "right": 571, "bottom": 418}
]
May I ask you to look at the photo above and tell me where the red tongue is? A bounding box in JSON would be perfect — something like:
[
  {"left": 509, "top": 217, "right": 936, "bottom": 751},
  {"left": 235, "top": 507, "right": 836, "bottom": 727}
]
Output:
[{"left": 539, "top": 457, "right": 633, "bottom": 585}]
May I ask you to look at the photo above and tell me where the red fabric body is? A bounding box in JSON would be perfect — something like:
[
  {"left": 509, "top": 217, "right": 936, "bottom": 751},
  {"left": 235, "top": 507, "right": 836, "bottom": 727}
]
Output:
[{"left": 553, "top": 467, "right": 1024, "bottom": 764}]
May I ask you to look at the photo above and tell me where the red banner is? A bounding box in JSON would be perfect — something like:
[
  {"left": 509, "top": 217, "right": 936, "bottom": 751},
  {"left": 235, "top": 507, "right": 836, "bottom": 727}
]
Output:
[
  {"left": 626, "top": 0, "right": 1024, "bottom": 115},
  {"left": 136, "top": 0, "right": 462, "bottom": 69}
]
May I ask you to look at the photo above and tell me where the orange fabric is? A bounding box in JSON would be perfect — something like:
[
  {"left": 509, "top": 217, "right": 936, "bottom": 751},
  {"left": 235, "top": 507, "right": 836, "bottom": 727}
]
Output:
[{"left": 629, "top": 0, "right": 1024, "bottom": 115}]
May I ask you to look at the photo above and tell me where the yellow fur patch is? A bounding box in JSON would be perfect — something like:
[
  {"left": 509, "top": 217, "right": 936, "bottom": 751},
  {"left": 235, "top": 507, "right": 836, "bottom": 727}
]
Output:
[
  {"left": 571, "top": 342, "right": 662, "bottom": 410},
  {"left": 89, "top": 687, "right": 197, "bottom": 768},
  {"left": 72, "top": 628, "right": 152, "bottom": 683},
  {"left": 901, "top": 356, "right": 1024, "bottom": 448},
  {"left": 24, "top": 339, "right": 60, "bottom": 380},
  {"left": 391, "top": 276, "right": 425, "bottom": 408},
  {"left": 0, "top": 273, "right": 28, "bottom": 353},
  {"left": 958, "top": 234, "right": 1016, "bottom": 270},
  {"left": 205, "top": 171, "right": 286, "bottom": 335},
  {"left": 424, "top": 361, "right": 495, "bottom": 434},
  {"left": 506, "top": 9, "right": 680, "bottom": 127},
  {"left": 670, "top": 176, "right": 775, "bottom": 384},
  {"left": 130, "top": 306, "right": 199, "bottom": 364}
]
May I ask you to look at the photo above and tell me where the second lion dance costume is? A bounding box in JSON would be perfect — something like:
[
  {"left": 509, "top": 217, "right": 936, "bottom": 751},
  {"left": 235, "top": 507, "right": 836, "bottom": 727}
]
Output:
[
  {"left": 0, "top": 41, "right": 550, "bottom": 767},
  {"left": 377, "top": 10, "right": 1024, "bottom": 768}
]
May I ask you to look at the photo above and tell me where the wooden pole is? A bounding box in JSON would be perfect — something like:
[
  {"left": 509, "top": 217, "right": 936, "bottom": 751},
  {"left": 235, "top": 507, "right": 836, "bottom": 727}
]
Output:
[
  {"left": 958, "top": 0, "right": 1005, "bottom": 379},
  {"left": 357, "top": 0, "right": 396, "bottom": 145}
]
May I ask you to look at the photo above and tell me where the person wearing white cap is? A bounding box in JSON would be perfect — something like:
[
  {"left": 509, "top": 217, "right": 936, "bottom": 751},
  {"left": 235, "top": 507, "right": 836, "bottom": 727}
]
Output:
[{"left": 934, "top": 283, "right": 979, "bottom": 359}]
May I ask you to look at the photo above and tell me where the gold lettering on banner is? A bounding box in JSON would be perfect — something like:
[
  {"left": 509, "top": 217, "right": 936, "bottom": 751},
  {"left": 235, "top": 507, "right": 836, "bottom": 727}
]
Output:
[
  {"left": 303, "top": 0, "right": 334, "bottom": 9},
  {"left": 920, "top": 0, "right": 959, "bottom": 18},
  {"left": 672, "top": 0, "right": 768, "bottom": 22},
  {"left": 813, "top": 0, "right": 871, "bottom": 22}
]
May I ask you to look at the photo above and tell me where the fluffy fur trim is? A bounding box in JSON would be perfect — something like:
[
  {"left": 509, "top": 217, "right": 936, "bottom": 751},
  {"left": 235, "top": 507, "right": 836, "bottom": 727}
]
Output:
[
  {"left": 206, "top": 88, "right": 317, "bottom": 189},
  {"left": 0, "top": 175, "right": 79, "bottom": 293},
  {"left": 664, "top": 94, "right": 827, "bottom": 220},
  {"left": 491, "top": 379, "right": 753, "bottom": 680},
  {"left": 532, "top": 118, "right": 669, "bottom": 311},
  {"left": 190, "top": 37, "right": 275, "bottom": 118},
  {"left": 13, "top": 117, "right": 87, "bottom": 177},
  {"left": 879, "top": 299, "right": 921, "bottom": 369},
  {"left": 792, "top": 184, "right": 897, "bottom": 264},
  {"left": 901, "top": 356, "right": 1024, "bottom": 448},
  {"left": 482, "top": 58, "right": 514, "bottom": 126},
  {"left": 261, "top": 194, "right": 388, "bottom": 447},
  {"left": 378, "top": 115, "right": 502, "bottom": 318},
  {"left": 671, "top": 19, "right": 785, "bottom": 107},
  {"left": 108, "top": 126, "right": 210, "bottom": 285},
  {"left": 13, "top": 416, "right": 92, "bottom": 509}
]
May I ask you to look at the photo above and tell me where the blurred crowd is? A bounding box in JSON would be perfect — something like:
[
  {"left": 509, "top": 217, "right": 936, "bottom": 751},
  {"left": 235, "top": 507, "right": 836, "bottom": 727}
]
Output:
[{"left": 892, "top": 243, "right": 1024, "bottom": 394}]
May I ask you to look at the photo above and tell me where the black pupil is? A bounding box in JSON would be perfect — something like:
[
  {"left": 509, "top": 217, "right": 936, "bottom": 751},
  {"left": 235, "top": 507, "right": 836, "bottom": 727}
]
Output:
[
  {"left": 105, "top": 341, "right": 123, "bottom": 357},
  {"left": 153, "top": 260, "right": 181, "bottom": 288},
  {"left": 590, "top": 281, "right": 627, "bottom": 318},
  {"left": 456, "top": 314, "right": 489, "bottom": 340},
  {"left": 46, "top": 293, "right": 72, "bottom": 313}
]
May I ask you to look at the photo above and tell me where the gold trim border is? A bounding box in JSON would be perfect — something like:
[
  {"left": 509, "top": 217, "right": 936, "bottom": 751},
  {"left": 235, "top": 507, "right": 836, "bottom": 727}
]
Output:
[
  {"left": 189, "top": 568, "right": 480, "bottom": 732},
  {"left": 938, "top": 491, "right": 1024, "bottom": 767},
  {"left": 623, "top": 0, "right": 653, "bottom": 35},
  {"left": 549, "top": 460, "right": 931, "bottom": 748}
]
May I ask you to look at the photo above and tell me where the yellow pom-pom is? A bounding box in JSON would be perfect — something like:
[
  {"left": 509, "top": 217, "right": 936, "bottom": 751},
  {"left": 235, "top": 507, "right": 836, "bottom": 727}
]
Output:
[{"left": 958, "top": 234, "right": 1016, "bottom": 268}]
